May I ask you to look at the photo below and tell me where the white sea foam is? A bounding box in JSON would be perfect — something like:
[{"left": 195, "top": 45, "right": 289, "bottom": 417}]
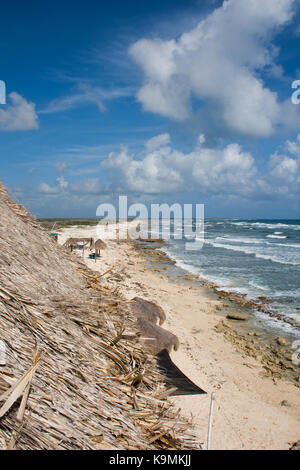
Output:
[
  {"left": 249, "top": 280, "right": 269, "bottom": 291},
  {"left": 272, "top": 288, "right": 300, "bottom": 299},
  {"left": 215, "top": 236, "right": 263, "bottom": 244},
  {"left": 205, "top": 241, "right": 300, "bottom": 265},
  {"left": 230, "top": 221, "right": 300, "bottom": 230},
  {"left": 266, "top": 234, "right": 287, "bottom": 239}
]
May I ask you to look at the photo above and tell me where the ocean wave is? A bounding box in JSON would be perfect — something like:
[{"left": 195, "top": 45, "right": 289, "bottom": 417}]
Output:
[
  {"left": 205, "top": 241, "right": 300, "bottom": 265},
  {"left": 215, "top": 236, "right": 264, "bottom": 244},
  {"left": 253, "top": 310, "right": 300, "bottom": 337},
  {"left": 266, "top": 234, "right": 287, "bottom": 239},
  {"left": 275, "top": 242, "right": 300, "bottom": 249},
  {"left": 248, "top": 280, "right": 269, "bottom": 291},
  {"left": 229, "top": 221, "right": 300, "bottom": 230},
  {"left": 162, "top": 242, "right": 299, "bottom": 336},
  {"left": 272, "top": 288, "right": 300, "bottom": 299},
  {"left": 161, "top": 248, "right": 235, "bottom": 286}
]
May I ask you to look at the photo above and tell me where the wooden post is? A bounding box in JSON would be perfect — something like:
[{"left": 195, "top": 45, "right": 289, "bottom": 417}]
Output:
[{"left": 207, "top": 392, "right": 215, "bottom": 450}]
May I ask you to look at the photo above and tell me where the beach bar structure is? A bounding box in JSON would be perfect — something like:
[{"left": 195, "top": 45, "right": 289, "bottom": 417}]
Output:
[{"left": 64, "top": 237, "right": 94, "bottom": 252}]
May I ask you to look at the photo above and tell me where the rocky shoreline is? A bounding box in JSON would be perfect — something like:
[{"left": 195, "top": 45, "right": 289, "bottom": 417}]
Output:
[{"left": 131, "top": 239, "right": 300, "bottom": 387}]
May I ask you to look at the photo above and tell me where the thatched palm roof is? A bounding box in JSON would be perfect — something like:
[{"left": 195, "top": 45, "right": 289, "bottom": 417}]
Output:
[
  {"left": 93, "top": 239, "right": 107, "bottom": 250},
  {"left": 64, "top": 237, "right": 93, "bottom": 247},
  {"left": 0, "top": 183, "right": 199, "bottom": 450},
  {"left": 136, "top": 318, "right": 180, "bottom": 355},
  {"left": 129, "top": 297, "right": 166, "bottom": 326}
]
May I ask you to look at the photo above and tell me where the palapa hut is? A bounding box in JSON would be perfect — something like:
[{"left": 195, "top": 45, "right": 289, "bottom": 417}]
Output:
[
  {"left": 93, "top": 239, "right": 107, "bottom": 257},
  {"left": 63, "top": 237, "right": 77, "bottom": 251},
  {"left": 0, "top": 183, "right": 199, "bottom": 450},
  {"left": 64, "top": 237, "right": 94, "bottom": 252}
]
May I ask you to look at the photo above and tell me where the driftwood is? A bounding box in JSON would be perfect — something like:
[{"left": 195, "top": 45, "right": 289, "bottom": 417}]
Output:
[
  {"left": 0, "top": 182, "right": 198, "bottom": 450},
  {"left": 129, "top": 297, "right": 166, "bottom": 325}
]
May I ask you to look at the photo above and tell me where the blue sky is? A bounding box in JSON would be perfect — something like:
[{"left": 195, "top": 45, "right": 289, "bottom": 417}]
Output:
[{"left": 0, "top": 0, "right": 300, "bottom": 218}]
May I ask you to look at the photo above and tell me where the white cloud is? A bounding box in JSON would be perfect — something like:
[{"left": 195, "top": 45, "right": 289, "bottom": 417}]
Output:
[
  {"left": 41, "top": 83, "right": 133, "bottom": 114},
  {"left": 130, "top": 0, "right": 296, "bottom": 137},
  {"left": 101, "top": 131, "right": 300, "bottom": 201},
  {"left": 145, "top": 133, "right": 171, "bottom": 151},
  {"left": 286, "top": 133, "right": 300, "bottom": 160},
  {"left": 38, "top": 176, "right": 68, "bottom": 194},
  {"left": 38, "top": 176, "right": 106, "bottom": 196},
  {"left": 269, "top": 153, "right": 298, "bottom": 182},
  {"left": 0, "top": 92, "right": 39, "bottom": 131},
  {"left": 102, "top": 134, "right": 257, "bottom": 195},
  {"left": 37, "top": 131, "right": 300, "bottom": 203},
  {"left": 54, "top": 162, "right": 67, "bottom": 172},
  {"left": 69, "top": 178, "right": 105, "bottom": 195}
]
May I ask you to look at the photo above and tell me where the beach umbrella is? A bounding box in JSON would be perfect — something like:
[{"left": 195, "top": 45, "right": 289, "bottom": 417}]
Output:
[{"left": 93, "top": 239, "right": 107, "bottom": 258}]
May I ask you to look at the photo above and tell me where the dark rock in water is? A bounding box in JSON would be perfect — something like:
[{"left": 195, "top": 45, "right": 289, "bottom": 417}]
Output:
[
  {"left": 226, "top": 313, "right": 247, "bottom": 321},
  {"left": 257, "top": 296, "right": 271, "bottom": 303},
  {"left": 276, "top": 337, "right": 290, "bottom": 347},
  {"left": 290, "top": 440, "right": 300, "bottom": 450}
]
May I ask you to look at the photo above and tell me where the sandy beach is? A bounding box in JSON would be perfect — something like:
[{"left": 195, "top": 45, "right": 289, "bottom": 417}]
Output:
[{"left": 59, "top": 224, "right": 300, "bottom": 450}]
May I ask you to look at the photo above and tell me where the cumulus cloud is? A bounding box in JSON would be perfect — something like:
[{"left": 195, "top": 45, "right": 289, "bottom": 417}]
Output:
[
  {"left": 38, "top": 176, "right": 69, "bottom": 194},
  {"left": 37, "top": 131, "right": 300, "bottom": 204},
  {"left": 286, "top": 133, "right": 300, "bottom": 160},
  {"left": 38, "top": 176, "right": 107, "bottom": 196},
  {"left": 198, "top": 134, "right": 206, "bottom": 145},
  {"left": 269, "top": 153, "right": 299, "bottom": 182},
  {"left": 101, "top": 131, "right": 300, "bottom": 202},
  {"left": 0, "top": 92, "right": 39, "bottom": 131},
  {"left": 102, "top": 133, "right": 257, "bottom": 195},
  {"left": 130, "top": 0, "right": 296, "bottom": 137},
  {"left": 145, "top": 133, "right": 171, "bottom": 151}
]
